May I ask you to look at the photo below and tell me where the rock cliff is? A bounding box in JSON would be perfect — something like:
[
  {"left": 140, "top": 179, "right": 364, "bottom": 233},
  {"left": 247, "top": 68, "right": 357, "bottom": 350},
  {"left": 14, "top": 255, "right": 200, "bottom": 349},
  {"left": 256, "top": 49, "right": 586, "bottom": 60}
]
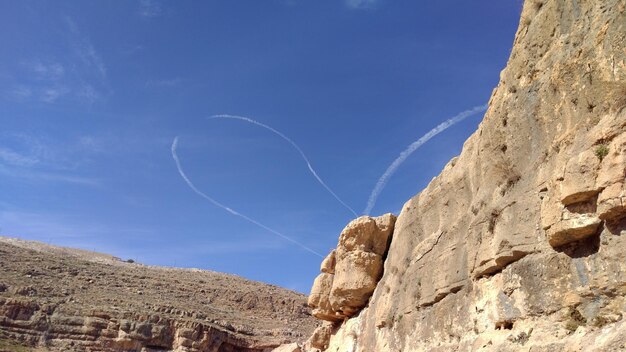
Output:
[
  {"left": 0, "top": 237, "right": 318, "bottom": 351},
  {"left": 287, "top": 0, "right": 626, "bottom": 351}
]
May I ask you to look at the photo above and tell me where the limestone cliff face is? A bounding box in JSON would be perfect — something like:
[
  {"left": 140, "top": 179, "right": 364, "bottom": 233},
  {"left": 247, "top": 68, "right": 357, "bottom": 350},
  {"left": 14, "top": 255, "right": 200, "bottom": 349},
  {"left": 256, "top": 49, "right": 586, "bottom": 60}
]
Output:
[{"left": 297, "top": 0, "right": 626, "bottom": 351}]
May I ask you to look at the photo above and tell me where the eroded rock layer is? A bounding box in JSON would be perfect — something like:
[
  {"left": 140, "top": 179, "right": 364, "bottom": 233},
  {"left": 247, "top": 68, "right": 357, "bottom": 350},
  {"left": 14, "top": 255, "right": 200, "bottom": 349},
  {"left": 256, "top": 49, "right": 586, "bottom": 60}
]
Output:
[
  {"left": 0, "top": 237, "right": 318, "bottom": 352},
  {"left": 296, "top": 0, "right": 626, "bottom": 351}
]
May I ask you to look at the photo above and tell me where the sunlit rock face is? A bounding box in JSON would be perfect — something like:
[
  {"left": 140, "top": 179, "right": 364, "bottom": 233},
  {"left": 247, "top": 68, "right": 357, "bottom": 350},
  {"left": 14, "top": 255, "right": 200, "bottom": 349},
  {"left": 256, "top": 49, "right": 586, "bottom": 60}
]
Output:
[
  {"left": 298, "top": 0, "right": 626, "bottom": 351},
  {"left": 307, "top": 214, "right": 396, "bottom": 322}
]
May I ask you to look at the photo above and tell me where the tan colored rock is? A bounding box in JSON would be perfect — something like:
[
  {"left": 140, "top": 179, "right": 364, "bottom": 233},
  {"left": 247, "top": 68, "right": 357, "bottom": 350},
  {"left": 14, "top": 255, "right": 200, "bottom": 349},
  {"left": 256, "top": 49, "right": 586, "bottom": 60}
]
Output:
[
  {"left": 329, "top": 214, "right": 396, "bottom": 317},
  {"left": 272, "top": 342, "right": 301, "bottom": 352},
  {"left": 320, "top": 250, "right": 336, "bottom": 274},
  {"left": 330, "top": 250, "right": 383, "bottom": 315},
  {"left": 546, "top": 214, "right": 602, "bottom": 247},
  {"left": 598, "top": 181, "right": 626, "bottom": 220},
  {"left": 335, "top": 214, "right": 396, "bottom": 257},
  {"left": 307, "top": 214, "right": 396, "bottom": 322},
  {"left": 308, "top": 273, "right": 342, "bottom": 322},
  {"left": 559, "top": 150, "right": 601, "bottom": 205},
  {"left": 596, "top": 133, "right": 626, "bottom": 221},
  {"left": 307, "top": 322, "right": 334, "bottom": 350},
  {"left": 303, "top": 1, "right": 626, "bottom": 351}
]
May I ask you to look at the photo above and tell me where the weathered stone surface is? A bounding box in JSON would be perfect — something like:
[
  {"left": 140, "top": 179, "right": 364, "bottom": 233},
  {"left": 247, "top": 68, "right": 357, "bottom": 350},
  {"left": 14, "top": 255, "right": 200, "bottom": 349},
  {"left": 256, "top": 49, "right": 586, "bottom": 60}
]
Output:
[
  {"left": 329, "top": 250, "right": 383, "bottom": 316},
  {"left": 320, "top": 250, "right": 336, "bottom": 274},
  {"left": 303, "top": 0, "right": 626, "bottom": 351},
  {"left": 272, "top": 342, "right": 302, "bottom": 352},
  {"left": 307, "top": 214, "right": 396, "bottom": 322},
  {"left": 306, "top": 322, "right": 334, "bottom": 351},
  {"left": 308, "top": 273, "right": 342, "bottom": 322},
  {"left": 0, "top": 237, "right": 316, "bottom": 352},
  {"left": 547, "top": 214, "right": 603, "bottom": 247},
  {"left": 559, "top": 150, "right": 602, "bottom": 205},
  {"left": 335, "top": 214, "right": 395, "bottom": 257}
]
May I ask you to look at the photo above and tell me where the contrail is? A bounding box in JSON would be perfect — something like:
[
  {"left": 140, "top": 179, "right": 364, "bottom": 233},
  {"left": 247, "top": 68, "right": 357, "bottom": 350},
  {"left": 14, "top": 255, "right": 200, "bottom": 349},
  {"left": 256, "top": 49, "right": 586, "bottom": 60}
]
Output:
[
  {"left": 210, "top": 114, "right": 358, "bottom": 218},
  {"left": 171, "top": 136, "right": 324, "bottom": 258},
  {"left": 364, "top": 104, "right": 488, "bottom": 215}
]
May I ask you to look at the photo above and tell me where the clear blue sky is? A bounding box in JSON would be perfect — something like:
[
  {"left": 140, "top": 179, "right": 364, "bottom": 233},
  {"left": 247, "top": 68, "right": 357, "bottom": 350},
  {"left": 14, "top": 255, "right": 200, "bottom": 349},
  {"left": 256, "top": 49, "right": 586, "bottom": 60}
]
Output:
[{"left": 0, "top": 0, "right": 521, "bottom": 293}]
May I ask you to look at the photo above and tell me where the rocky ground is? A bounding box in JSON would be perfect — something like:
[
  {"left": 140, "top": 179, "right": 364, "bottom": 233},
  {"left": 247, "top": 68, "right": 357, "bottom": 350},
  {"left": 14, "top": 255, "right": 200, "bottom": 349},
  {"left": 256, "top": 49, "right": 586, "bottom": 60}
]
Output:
[{"left": 0, "top": 236, "right": 318, "bottom": 351}]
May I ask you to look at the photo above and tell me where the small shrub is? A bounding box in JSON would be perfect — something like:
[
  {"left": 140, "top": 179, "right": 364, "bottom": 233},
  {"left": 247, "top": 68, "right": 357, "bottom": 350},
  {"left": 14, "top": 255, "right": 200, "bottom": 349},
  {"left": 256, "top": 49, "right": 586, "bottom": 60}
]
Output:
[
  {"left": 565, "top": 320, "right": 581, "bottom": 332},
  {"left": 592, "top": 314, "right": 615, "bottom": 328},
  {"left": 565, "top": 307, "right": 586, "bottom": 332},
  {"left": 595, "top": 144, "right": 609, "bottom": 161},
  {"left": 509, "top": 331, "right": 530, "bottom": 345},
  {"left": 125, "top": 259, "right": 135, "bottom": 263}
]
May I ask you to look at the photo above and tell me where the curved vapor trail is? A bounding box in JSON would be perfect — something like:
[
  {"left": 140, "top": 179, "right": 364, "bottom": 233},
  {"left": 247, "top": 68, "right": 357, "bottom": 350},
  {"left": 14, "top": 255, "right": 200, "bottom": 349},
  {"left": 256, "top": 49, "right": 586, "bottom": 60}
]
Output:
[
  {"left": 171, "top": 136, "right": 324, "bottom": 258},
  {"left": 364, "top": 104, "right": 488, "bottom": 215},
  {"left": 210, "top": 114, "right": 358, "bottom": 218}
]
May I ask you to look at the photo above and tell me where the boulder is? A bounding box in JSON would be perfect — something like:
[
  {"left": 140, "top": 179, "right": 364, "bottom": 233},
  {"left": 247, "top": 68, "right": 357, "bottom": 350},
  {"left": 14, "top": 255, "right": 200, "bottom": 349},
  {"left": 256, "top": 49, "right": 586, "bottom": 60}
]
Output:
[{"left": 307, "top": 214, "right": 396, "bottom": 322}]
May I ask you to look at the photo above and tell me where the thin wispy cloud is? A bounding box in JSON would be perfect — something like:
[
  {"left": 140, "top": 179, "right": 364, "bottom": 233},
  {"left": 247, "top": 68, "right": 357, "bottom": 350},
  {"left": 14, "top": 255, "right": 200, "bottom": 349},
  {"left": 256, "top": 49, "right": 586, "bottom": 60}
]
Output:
[
  {"left": 41, "top": 87, "right": 69, "bottom": 103},
  {"left": 7, "top": 86, "right": 32, "bottom": 101},
  {"left": 0, "top": 166, "right": 101, "bottom": 187},
  {"left": 0, "top": 133, "right": 102, "bottom": 186},
  {"left": 25, "top": 61, "right": 65, "bottom": 81},
  {"left": 76, "top": 83, "right": 101, "bottom": 104},
  {"left": 171, "top": 137, "right": 324, "bottom": 258},
  {"left": 0, "top": 210, "right": 150, "bottom": 241},
  {"left": 139, "top": 0, "right": 162, "bottom": 18},
  {"left": 0, "top": 148, "right": 39, "bottom": 167},
  {"left": 364, "top": 104, "right": 488, "bottom": 215},
  {"left": 346, "top": 0, "right": 380, "bottom": 10},
  {"left": 210, "top": 114, "right": 358, "bottom": 217},
  {"left": 64, "top": 16, "right": 107, "bottom": 79},
  {"left": 4, "top": 16, "right": 108, "bottom": 105}
]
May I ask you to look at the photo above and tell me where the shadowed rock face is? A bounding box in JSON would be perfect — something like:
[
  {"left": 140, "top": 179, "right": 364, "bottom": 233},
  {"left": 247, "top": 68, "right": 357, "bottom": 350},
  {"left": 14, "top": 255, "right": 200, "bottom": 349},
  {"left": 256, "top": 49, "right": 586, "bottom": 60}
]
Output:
[
  {"left": 295, "top": 0, "right": 626, "bottom": 351},
  {"left": 0, "top": 237, "right": 318, "bottom": 352}
]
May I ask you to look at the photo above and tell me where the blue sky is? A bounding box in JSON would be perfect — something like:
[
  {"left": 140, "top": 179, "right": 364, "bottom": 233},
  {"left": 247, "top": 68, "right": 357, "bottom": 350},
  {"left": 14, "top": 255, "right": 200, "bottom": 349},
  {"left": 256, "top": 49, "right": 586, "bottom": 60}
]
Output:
[{"left": 0, "top": 0, "right": 521, "bottom": 293}]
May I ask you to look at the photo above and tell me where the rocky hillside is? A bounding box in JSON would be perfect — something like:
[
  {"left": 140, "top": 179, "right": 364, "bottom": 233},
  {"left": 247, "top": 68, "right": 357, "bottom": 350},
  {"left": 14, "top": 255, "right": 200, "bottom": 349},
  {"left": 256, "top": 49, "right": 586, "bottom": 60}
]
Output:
[
  {"left": 0, "top": 237, "right": 318, "bottom": 351},
  {"left": 283, "top": 0, "right": 626, "bottom": 351}
]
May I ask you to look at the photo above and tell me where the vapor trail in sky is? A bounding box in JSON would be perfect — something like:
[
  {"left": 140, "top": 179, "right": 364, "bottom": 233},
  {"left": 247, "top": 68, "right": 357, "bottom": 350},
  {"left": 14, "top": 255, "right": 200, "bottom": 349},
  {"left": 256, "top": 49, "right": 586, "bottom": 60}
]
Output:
[
  {"left": 364, "top": 104, "right": 488, "bottom": 215},
  {"left": 210, "top": 114, "right": 358, "bottom": 218},
  {"left": 171, "top": 137, "right": 324, "bottom": 258}
]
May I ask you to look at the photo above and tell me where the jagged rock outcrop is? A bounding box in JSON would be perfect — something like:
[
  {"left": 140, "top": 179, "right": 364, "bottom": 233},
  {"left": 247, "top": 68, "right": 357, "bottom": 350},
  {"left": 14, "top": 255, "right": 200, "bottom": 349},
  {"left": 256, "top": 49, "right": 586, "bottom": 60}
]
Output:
[
  {"left": 297, "top": 0, "right": 626, "bottom": 351},
  {"left": 307, "top": 214, "right": 396, "bottom": 322},
  {"left": 0, "top": 237, "right": 318, "bottom": 351}
]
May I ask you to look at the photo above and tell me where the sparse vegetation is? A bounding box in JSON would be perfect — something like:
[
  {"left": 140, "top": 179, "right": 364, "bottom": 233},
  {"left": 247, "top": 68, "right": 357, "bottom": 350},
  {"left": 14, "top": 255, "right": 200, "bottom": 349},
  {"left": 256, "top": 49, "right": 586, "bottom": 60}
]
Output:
[
  {"left": 508, "top": 330, "right": 531, "bottom": 345},
  {"left": 565, "top": 307, "right": 587, "bottom": 332},
  {"left": 591, "top": 314, "right": 620, "bottom": 328},
  {"left": 594, "top": 144, "right": 609, "bottom": 161}
]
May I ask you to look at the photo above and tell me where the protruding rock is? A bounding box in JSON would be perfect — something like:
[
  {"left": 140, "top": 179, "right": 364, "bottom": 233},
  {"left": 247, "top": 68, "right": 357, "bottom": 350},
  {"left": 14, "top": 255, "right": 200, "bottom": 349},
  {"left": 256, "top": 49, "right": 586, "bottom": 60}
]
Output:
[
  {"left": 336, "top": 214, "right": 395, "bottom": 257},
  {"left": 559, "top": 150, "right": 602, "bottom": 205},
  {"left": 330, "top": 250, "right": 383, "bottom": 315},
  {"left": 307, "top": 214, "right": 396, "bottom": 322},
  {"left": 320, "top": 250, "right": 336, "bottom": 274},
  {"left": 307, "top": 322, "right": 334, "bottom": 350},
  {"left": 546, "top": 214, "right": 602, "bottom": 247},
  {"left": 308, "top": 273, "right": 342, "bottom": 322},
  {"left": 597, "top": 182, "right": 626, "bottom": 220}
]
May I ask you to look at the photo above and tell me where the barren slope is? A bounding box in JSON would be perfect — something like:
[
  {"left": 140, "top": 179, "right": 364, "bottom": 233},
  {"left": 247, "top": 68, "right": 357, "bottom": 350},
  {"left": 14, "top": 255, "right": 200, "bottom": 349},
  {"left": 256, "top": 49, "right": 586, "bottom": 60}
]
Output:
[{"left": 0, "top": 237, "right": 318, "bottom": 351}]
